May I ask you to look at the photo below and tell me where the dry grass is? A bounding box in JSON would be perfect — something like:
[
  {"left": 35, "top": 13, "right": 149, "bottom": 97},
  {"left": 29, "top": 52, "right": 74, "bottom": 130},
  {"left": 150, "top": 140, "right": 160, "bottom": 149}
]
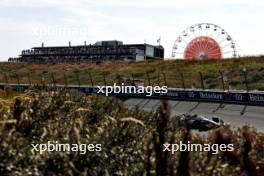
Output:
[
  {"left": 0, "top": 89, "right": 263, "bottom": 175},
  {"left": 1, "top": 56, "right": 264, "bottom": 89}
]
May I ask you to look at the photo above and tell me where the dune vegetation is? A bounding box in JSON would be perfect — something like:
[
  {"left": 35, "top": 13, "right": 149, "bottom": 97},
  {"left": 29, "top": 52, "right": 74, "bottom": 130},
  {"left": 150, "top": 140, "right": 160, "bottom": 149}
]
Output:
[
  {"left": 1, "top": 56, "right": 264, "bottom": 90},
  {"left": 0, "top": 88, "right": 263, "bottom": 175}
]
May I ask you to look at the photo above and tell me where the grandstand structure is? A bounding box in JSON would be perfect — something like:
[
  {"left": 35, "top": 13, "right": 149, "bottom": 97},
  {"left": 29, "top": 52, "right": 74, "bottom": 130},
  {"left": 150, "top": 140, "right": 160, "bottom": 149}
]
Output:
[{"left": 9, "top": 40, "right": 164, "bottom": 63}]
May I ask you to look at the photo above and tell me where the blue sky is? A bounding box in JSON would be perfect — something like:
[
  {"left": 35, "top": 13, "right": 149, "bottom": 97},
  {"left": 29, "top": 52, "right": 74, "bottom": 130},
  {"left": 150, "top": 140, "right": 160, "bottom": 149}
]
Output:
[{"left": 0, "top": 0, "right": 263, "bottom": 60}]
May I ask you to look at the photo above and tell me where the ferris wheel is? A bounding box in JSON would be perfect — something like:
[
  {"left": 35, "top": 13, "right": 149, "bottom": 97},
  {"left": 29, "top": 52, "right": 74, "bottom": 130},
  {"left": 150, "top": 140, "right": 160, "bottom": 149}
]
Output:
[{"left": 172, "top": 23, "right": 237, "bottom": 60}]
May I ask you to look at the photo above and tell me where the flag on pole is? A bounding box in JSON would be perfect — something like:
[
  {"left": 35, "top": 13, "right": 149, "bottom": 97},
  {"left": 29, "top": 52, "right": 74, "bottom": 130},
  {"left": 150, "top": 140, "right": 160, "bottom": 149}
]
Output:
[{"left": 157, "top": 37, "right": 161, "bottom": 45}]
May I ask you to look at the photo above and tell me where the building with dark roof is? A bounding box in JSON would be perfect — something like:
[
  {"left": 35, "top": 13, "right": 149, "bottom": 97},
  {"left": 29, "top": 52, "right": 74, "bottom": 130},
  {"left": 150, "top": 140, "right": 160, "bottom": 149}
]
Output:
[{"left": 9, "top": 40, "right": 164, "bottom": 63}]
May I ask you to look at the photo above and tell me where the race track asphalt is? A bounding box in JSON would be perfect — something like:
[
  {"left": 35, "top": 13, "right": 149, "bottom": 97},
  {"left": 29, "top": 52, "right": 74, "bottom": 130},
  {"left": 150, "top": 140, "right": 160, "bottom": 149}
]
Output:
[{"left": 124, "top": 98, "right": 264, "bottom": 132}]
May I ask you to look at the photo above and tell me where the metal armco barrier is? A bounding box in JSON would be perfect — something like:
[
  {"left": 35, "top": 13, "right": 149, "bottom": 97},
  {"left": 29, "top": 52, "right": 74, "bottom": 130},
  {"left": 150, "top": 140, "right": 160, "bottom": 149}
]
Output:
[{"left": 0, "top": 83, "right": 264, "bottom": 106}]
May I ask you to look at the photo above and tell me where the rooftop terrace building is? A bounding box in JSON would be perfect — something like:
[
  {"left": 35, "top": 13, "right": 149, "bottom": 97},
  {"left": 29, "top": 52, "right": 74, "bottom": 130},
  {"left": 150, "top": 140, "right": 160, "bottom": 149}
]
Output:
[{"left": 9, "top": 40, "right": 164, "bottom": 63}]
